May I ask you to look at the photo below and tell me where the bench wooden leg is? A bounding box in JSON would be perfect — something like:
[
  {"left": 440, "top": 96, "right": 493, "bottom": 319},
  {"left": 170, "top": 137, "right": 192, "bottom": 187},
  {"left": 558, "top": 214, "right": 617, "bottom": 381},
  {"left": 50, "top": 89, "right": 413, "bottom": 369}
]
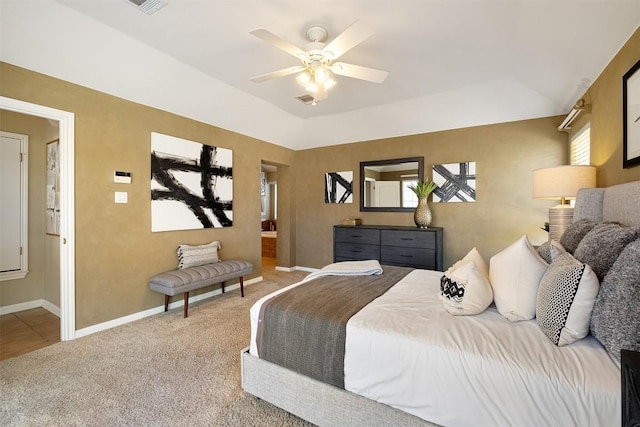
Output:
[
  {"left": 240, "top": 276, "right": 244, "bottom": 297},
  {"left": 164, "top": 295, "right": 169, "bottom": 312},
  {"left": 183, "top": 292, "right": 189, "bottom": 318},
  {"left": 221, "top": 281, "right": 225, "bottom": 294}
]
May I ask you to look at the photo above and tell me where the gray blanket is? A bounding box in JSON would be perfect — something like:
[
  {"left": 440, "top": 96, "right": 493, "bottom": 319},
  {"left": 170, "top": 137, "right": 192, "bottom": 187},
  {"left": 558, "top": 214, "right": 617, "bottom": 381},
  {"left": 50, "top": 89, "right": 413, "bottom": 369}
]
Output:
[{"left": 256, "top": 265, "right": 412, "bottom": 389}]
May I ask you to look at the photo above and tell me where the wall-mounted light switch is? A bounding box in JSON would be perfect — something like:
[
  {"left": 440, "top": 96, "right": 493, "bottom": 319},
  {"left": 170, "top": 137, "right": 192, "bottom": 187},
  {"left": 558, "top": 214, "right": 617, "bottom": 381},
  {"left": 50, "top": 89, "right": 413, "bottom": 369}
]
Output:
[
  {"left": 114, "top": 171, "right": 132, "bottom": 184},
  {"left": 115, "top": 192, "right": 128, "bottom": 204}
]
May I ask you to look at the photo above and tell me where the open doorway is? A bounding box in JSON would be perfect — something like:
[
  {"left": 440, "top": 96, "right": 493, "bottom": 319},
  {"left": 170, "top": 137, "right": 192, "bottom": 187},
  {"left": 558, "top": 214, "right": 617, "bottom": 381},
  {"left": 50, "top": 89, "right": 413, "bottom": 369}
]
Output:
[
  {"left": 260, "top": 163, "right": 277, "bottom": 272},
  {"left": 0, "top": 96, "right": 76, "bottom": 348}
]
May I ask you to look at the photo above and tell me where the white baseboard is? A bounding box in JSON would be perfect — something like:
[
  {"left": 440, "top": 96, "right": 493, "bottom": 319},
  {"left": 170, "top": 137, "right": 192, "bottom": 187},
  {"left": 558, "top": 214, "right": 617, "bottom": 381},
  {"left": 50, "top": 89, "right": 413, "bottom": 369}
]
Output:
[
  {"left": 0, "top": 299, "right": 61, "bottom": 317},
  {"left": 75, "top": 276, "right": 263, "bottom": 339},
  {"left": 275, "top": 265, "right": 319, "bottom": 273}
]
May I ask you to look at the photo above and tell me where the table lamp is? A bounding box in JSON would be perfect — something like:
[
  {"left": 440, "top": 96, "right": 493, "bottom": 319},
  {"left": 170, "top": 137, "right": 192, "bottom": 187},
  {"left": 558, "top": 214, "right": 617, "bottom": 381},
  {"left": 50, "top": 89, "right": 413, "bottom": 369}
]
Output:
[{"left": 533, "top": 165, "right": 596, "bottom": 241}]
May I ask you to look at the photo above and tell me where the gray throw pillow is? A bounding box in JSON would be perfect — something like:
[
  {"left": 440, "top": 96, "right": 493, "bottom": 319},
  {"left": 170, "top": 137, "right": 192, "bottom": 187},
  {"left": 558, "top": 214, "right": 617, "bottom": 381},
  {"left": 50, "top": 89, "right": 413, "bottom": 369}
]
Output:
[
  {"left": 590, "top": 238, "right": 640, "bottom": 363},
  {"left": 559, "top": 219, "right": 596, "bottom": 254},
  {"left": 537, "top": 240, "right": 565, "bottom": 264},
  {"left": 574, "top": 222, "right": 640, "bottom": 281}
]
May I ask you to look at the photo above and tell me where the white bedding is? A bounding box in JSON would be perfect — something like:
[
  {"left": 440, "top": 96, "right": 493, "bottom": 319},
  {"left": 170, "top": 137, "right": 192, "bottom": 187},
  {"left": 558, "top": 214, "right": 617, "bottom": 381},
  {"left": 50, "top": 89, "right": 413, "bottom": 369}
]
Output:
[{"left": 250, "top": 269, "right": 620, "bottom": 426}]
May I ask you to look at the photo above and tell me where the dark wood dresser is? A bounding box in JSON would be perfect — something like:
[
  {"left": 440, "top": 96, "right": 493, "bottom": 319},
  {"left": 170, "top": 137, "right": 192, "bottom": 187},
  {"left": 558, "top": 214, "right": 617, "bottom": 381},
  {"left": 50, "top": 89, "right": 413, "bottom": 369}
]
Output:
[{"left": 333, "top": 225, "right": 443, "bottom": 271}]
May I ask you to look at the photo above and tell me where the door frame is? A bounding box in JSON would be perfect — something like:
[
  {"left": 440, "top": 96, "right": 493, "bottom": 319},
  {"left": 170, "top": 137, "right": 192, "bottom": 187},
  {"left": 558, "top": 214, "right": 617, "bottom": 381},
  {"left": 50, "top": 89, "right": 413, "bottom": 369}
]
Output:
[{"left": 0, "top": 96, "right": 76, "bottom": 341}]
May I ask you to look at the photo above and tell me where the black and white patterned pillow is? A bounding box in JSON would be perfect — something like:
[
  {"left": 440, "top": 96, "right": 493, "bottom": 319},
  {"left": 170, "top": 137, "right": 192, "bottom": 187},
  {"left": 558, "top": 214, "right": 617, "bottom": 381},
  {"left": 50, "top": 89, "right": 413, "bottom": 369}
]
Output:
[
  {"left": 177, "top": 240, "right": 221, "bottom": 269},
  {"left": 440, "top": 260, "right": 493, "bottom": 316},
  {"left": 536, "top": 252, "right": 600, "bottom": 346}
]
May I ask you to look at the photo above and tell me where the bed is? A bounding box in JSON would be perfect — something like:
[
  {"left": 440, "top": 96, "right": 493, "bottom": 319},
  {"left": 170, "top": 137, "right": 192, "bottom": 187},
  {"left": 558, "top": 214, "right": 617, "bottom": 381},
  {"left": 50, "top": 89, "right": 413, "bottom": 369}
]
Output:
[{"left": 241, "top": 180, "right": 640, "bottom": 427}]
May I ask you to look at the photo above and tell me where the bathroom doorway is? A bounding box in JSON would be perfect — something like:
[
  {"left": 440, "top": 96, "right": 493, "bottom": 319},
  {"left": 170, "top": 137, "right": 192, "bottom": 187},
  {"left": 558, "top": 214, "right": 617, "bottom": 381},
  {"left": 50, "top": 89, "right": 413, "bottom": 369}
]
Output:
[{"left": 260, "top": 163, "right": 277, "bottom": 272}]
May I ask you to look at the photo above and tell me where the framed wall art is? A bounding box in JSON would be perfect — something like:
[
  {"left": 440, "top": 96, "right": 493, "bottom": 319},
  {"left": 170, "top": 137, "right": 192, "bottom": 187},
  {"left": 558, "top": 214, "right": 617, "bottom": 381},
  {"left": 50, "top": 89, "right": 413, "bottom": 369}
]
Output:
[
  {"left": 325, "top": 171, "right": 353, "bottom": 203},
  {"left": 46, "top": 139, "right": 60, "bottom": 235},
  {"left": 151, "top": 132, "right": 233, "bottom": 232},
  {"left": 623, "top": 59, "right": 640, "bottom": 168},
  {"left": 432, "top": 162, "right": 476, "bottom": 202}
]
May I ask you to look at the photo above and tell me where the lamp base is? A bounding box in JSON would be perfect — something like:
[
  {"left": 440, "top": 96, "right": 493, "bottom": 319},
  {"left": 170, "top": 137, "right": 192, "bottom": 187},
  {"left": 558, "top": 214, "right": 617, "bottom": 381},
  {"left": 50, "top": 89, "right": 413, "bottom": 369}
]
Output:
[{"left": 548, "top": 205, "right": 574, "bottom": 242}]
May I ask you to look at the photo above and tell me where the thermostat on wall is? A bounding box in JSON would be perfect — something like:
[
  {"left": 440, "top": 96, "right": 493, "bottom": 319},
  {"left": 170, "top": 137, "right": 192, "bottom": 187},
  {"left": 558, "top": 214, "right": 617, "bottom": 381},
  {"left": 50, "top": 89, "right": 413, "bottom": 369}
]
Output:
[{"left": 114, "top": 171, "right": 132, "bottom": 184}]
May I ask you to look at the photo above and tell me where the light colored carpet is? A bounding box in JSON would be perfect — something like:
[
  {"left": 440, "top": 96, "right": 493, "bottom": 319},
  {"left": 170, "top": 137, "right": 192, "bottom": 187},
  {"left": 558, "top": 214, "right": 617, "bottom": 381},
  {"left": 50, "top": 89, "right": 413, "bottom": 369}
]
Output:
[{"left": 0, "top": 270, "right": 315, "bottom": 426}]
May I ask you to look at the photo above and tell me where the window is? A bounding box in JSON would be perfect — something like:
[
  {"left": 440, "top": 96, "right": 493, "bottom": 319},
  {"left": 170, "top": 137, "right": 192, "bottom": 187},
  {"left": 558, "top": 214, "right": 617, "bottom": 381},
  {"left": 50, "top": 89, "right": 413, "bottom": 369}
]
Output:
[
  {"left": 402, "top": 179, "right": 418, "bottom": 208},
  {"left": 570, "top": 124, "right": 590, "bottom": 165}
]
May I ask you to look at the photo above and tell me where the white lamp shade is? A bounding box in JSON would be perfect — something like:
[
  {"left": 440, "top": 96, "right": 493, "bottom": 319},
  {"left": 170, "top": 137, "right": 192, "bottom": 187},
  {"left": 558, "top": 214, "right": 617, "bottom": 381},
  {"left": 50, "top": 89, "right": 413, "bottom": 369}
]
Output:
[{"left": 533, "top": 165, "right": 596, "bottom": 201}]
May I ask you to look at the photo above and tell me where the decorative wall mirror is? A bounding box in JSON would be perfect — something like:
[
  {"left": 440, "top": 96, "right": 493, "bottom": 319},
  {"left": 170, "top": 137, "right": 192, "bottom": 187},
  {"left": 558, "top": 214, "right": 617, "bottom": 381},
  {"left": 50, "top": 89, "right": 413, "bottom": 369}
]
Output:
[{"left": 360, "top": 157, "right": 424, "bottom": 212}]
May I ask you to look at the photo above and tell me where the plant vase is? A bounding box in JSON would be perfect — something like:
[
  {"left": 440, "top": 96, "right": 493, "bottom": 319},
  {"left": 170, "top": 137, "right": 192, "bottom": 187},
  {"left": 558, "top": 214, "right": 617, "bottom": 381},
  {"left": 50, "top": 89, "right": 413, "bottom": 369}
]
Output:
[{"left": 414, "top": 196, "right": 432, "bottom": 228}]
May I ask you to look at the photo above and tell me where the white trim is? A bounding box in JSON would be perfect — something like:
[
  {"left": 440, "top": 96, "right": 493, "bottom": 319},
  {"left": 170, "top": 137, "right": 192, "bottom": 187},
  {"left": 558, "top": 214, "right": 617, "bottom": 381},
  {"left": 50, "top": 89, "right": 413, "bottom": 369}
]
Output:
[
  {"left": 0, "top": 131, "right": 28, "bottom": 281},
  {"left": 75, "top": 277, "right": 262, "bottom": 338},
  {"left": 42, "top": 299, "right": 61, "bottom": 317},
  {"left": 279, "top": 266, "right": 319, "bottom": 273},
  {"left": 0, "top": 96, "right": 76, "bottom": 341},
  {"left": 0, "top": 298, "right": 60, "bottom": 317}
]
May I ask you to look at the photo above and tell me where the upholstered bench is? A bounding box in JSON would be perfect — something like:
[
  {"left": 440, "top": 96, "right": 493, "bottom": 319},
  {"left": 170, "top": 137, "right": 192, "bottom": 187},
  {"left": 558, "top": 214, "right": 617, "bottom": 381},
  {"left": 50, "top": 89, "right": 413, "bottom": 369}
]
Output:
[{"left": 149, "top": 259, "right": 253, "bottom": 318}]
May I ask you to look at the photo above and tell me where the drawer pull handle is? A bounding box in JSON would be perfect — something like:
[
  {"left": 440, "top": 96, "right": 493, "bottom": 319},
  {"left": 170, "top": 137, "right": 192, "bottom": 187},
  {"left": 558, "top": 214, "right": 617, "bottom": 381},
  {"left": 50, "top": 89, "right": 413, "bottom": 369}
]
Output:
[
  {"left": 400, "top": 255, "right": 413, "bottom": 258},
  {"left": 351, "top": 235, "right": 362, "bottom": 238},
  {"left": 401, "top": 238, "right": 413, "bottom": 241},
  {"left": 351, "top": 250, "right": 362, "bottom": 253}
]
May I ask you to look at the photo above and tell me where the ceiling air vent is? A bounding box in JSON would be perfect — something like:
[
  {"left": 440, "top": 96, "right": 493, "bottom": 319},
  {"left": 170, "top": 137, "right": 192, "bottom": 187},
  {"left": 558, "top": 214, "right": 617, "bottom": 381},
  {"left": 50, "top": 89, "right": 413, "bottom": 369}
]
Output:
[
  {"left": 296, "top": 94, "right": 317, "bottom": 105},
  {"left": 125, "top": 0, "right": 167, "bottom": 15}
]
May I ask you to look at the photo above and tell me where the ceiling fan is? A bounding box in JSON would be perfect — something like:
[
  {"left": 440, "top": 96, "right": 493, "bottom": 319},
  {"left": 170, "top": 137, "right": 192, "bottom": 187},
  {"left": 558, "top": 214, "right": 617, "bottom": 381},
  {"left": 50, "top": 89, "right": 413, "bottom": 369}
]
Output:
[{"left": 249, "top": 20, "right": 389, "bottom": 103}]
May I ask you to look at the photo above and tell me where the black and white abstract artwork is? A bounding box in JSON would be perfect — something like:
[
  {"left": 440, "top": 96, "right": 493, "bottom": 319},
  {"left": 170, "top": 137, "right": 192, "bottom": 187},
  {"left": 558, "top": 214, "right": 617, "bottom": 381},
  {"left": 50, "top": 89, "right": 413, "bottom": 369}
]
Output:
[
  {"left": 325, "top": 171, "right": 353, "bottom": 203},
  {"left": 151, "top": 133, "right": 233, "bottom": 232},
  {"left": 433, "top": 162, "right": 476, "bottom": 203}
]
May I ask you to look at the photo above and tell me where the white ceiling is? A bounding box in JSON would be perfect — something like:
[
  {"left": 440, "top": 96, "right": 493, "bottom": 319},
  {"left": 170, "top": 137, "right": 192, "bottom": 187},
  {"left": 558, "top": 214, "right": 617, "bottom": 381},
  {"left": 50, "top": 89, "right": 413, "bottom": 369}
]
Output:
[{"left": 1, "top": 0, "right": 639, "bottom": 150}]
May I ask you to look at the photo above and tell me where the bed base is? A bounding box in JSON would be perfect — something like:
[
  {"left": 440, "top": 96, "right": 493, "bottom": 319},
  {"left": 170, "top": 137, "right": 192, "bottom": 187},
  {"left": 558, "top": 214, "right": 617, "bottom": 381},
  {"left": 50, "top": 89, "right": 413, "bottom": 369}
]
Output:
[{"left": 240, "top": 348, "right": 438, "bottom": 427}]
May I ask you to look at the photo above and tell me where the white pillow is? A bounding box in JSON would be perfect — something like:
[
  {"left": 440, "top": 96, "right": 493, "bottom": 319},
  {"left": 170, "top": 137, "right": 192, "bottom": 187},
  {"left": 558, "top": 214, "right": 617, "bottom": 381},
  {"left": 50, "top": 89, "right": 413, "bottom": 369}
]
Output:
[
  {"left": 536, "top": 252, "right": 600, "bottom": 346},
  {"left": 177, "top": 240, "right": 221, "bottom": 269},
  {"left": 453, "top": 247, "right": 489, "bottom": 280},
  {"left": 489, "top": 235, "right": 548, "bottom": 322},
  {"left": 441, "top": 260, "right": 493, "bottom": 316}
]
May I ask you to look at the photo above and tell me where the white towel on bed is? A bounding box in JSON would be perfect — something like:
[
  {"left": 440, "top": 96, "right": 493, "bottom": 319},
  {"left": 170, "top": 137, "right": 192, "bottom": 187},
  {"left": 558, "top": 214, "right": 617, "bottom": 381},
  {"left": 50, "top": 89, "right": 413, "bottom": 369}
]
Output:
[{"left": 302, "top": 260, "right": 383, "bottom": 283}]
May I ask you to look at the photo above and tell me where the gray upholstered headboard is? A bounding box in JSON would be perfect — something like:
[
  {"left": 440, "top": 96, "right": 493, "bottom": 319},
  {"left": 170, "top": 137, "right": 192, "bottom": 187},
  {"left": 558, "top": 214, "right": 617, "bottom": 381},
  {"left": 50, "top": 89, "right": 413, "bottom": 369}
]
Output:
[{"left": 574, "top": 181, "right": 640, "bottom": 227}]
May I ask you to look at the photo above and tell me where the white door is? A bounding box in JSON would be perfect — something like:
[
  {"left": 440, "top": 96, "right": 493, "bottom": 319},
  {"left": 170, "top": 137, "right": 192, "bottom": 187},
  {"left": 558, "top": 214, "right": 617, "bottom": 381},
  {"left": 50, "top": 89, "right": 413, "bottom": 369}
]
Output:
[
  {"left": 374, "top": 181, "right": 400, "bottom": 207},
  {"left": 0, "top": 132, "right": 27, "bottom": 274}
]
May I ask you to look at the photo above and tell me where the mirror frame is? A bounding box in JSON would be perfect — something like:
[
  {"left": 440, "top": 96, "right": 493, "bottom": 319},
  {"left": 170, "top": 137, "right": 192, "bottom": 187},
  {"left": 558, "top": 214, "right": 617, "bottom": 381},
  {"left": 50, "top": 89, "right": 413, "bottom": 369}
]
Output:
[{"left": 360, "top": 156, "right": 424, "bottom": 212}]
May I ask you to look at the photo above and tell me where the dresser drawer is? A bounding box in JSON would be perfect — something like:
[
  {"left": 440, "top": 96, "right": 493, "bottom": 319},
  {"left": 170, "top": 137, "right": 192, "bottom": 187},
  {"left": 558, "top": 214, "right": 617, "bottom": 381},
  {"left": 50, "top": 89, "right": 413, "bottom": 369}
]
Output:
[
  {"left": 381, "top": 229, "right": 435, "bottom": 249},
  {"left": 380, "top": 246, "right": 436, "bottom": 269},
  {"left": 334, "top": 227, "right": 380, "bottom": 245},
  {"left": 334, "top": 242, "right": 379, "bottom": 260}
]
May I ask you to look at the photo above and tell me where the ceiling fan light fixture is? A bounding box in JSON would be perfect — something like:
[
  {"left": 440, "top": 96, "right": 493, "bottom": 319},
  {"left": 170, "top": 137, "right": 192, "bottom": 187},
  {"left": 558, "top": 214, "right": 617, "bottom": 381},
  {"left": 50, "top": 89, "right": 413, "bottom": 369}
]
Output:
[
  {"left": 315, "top": 67, "right": 330, "bottom": 83},
  {"left": 324, "top": 78, "right": 336, "bottom": 90},
  {"left": 296, "top": 70, "right": 312, "bottom": 86}
]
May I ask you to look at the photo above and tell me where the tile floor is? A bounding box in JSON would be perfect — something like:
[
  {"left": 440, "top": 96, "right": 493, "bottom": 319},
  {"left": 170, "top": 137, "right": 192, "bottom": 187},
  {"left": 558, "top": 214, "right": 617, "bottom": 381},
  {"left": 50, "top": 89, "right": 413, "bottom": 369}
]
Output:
[{"left": 0, "top": 308, "right": 60, "bottom": 361}]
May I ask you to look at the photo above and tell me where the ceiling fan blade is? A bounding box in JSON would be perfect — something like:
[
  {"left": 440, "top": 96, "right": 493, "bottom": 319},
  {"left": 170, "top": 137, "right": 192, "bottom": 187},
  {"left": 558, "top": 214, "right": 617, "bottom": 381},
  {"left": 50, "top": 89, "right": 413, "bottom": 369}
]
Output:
[
  {"left": 323, "top": 20, "right": 374, "bottom": 60},
  {"left": 250, "top": 28, "right": 306, "bottom": 59},
  {"left": 331, "top": 62, "right": 389, "bottom": 83},
  {"left": 250, "top": 66, "right": 304, "bottom": 83}
]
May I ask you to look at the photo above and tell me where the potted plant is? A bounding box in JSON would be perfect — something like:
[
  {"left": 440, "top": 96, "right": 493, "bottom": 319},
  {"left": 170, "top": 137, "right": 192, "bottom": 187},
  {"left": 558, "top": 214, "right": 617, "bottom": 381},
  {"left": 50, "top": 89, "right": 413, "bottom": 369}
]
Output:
[{"left": 408, "top": 180, "right": 438, "bottom": 228}]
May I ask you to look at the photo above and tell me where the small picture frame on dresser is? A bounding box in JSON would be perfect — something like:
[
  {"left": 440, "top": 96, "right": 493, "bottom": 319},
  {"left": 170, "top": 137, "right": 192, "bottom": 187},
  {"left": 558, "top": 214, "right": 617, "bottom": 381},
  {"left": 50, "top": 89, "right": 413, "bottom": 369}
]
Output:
[{"left": 622, "top": 349, "right": 640, "bottom": 427}]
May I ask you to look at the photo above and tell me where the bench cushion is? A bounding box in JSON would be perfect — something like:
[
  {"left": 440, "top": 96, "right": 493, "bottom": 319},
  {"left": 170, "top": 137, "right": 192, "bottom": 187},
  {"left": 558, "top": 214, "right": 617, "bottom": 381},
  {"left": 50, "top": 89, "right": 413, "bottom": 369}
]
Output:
[{"left": 149, "top": 260, "right": 253, "bottom": 296}]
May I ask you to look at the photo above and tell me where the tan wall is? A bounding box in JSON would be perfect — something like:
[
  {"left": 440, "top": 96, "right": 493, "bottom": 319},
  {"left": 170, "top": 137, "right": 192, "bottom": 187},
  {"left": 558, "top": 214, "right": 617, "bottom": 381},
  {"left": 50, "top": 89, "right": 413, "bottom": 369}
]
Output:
[
  {"left": 1, "top": 63, "right": 296, "bottom": 329},
  {"left": 0, "top": 111, "right": 48, "bottom": 306},
  {"left": 570, "top": 26, "right": 640, "bottom": 185},
  {"left": 295, "top": 117, "right": 567, "bottom": 269}
]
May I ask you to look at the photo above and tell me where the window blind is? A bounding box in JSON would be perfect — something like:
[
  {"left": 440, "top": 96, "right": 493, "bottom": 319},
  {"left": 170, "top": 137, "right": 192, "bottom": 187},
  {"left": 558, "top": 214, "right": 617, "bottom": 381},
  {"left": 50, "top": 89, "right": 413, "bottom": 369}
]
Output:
[{"left": 570, "top": 124, "right": 590, "bottom": 165}]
